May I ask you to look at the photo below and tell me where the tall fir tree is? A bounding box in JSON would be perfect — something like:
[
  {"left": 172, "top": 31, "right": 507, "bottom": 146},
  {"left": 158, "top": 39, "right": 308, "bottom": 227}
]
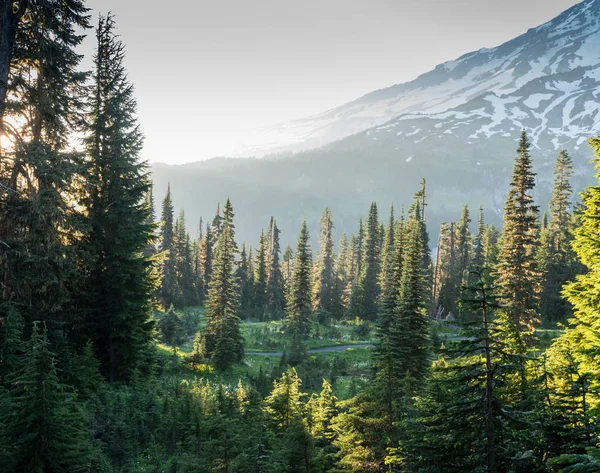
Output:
[
  {"left": 348, "top": 220, "right": 364, "bottom": 319},
  {"left": 547, "top": 137, "right": 600, "bottom": 433},
  {"left": 398, "top": 267, "right": 524, "bottom": 473},
  {"left": 81, "top": 15, "right": 154, "bottom": 381},
  {"left": 266, "top": 218, "right": 285, "bottom": 317},
  {"left": 254, "top": 229, "right": 268, "bottom": 318},
  {"left": 160, "top": 184, "right": 176, "bottom": 307},
  {"left": 336, "top": 233, "right": 351, "bottom": 314},
  {"left": 360, "top": 203, "right": 381, "bottom": 321},
  {"left": 496, "top": 131, "right": 541, "bottom": 344},
  {"left": 0, "top": 0, "right": 90, "bottom": 347},
  {"left": 377, "top": 205, "right": 398, "bottom": 334},
  {"left": 286, "top": 221, "right": 313, "bottom": 337},
  {"left": 237, "top": 243, "right": 252, "bottom": 317},
  {"left": 390, "top": 201, "right": 430, "bottom": 385},
  {"left": 203, "top": 199, "right": 244, "bottom": 370},
  {"left": 199, "top": 222, "right": 214, "bottom": 300},
  {"left": 539, "top": 150, "right": 578, "bottom": 326},
  {"left": 313, "top": 208, "right": 338, "bottom": 320},
  {"left": 454, "top": 205, "right": 473, "bottom": 321},
  {"left": 472, "top": 206, "right": 486, "bottom": 268}
]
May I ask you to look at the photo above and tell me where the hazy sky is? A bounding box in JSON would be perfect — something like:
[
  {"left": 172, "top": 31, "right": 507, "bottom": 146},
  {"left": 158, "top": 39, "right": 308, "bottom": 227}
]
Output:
[{"left": 82, "top": 0, "right": 581, "bottom": 164}]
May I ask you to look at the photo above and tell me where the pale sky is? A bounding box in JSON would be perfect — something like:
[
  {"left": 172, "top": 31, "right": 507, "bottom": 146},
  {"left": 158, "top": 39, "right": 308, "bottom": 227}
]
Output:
[{"left": 82, "top": 0, "right": 581, "bottom": 164}]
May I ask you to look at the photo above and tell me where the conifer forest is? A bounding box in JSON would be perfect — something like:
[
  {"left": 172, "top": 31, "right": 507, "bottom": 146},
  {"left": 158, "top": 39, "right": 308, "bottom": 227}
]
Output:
[{"left": 3, "top": 2, "right": 600, "bottom": 473}]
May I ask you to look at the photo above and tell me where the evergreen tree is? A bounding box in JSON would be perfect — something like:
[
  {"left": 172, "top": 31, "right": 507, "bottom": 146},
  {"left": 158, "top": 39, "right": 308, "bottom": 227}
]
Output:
[
  {"left": 548, "top": 137, "right": 600, "bottom": 441},
  {"left": 454, "top": 205, "right": 473, "bottom": 320},
  {"left": 254, "top": 229, "right": 268, "bottom": 318},
  {"left": 336, "top": 233, "right": 351, "bottom": 314},
  {"left": 266, "top": 218, "right": 285, "bottom": 317},
  {"left": 399, "top": 268, "right": 510, "bottom": 473},
  {"left": 434, "top": 221, "right": 457, "bottom": 319},
  {"left": 186, "top": 332, "right": 205, "bottom": 370},
  {"left": 3, "top": 323, "right": 99, "bottom": 472},
  {"left": 199, "top": 223, "right": 214, "bottom": 300},
  {"left": 390, "top": 202, "right": 430, "bottom": 385},
  {"left": 348, "top": 220, "right": 364, "bottom": 319},
  {"left": 0, "top": 0, "right": 90, "bottom": 346},
  {"left": 173, "top": 212, "right": 197, "bottom": 307},
  {"left": 160, "top": 184, "right": 176, "bottom": 307},
  {"left": 482, "top": 224, "right": 501, "bottom": 267},
  {"left": 539, "top": 150, "right": 578, "bottom": 326},
  {"left": 212, "top": 203, "right": 223, "bottom": 241},
  {"left": 237, "top": 243, "right": 252, "bottom": 317},
  {"left": 265, "top": 367, "right": 304, "bottom": 428},
  {"left": 313, "top": 208, "right": 338, "bottom": 320},
  {"left": 377, "top": 205, "right": 397, "bottom": 334},
  {"left": 158, "top": 305, "right": 183, "bottom": 346},
  {"left": 473, "top": 206, "right": 485, "bottom": 269},
  {"left": 286, "top": 221, "right": 313, "bottom": 337},
  {"left": 360, "top": 203, "right": 381, "bottom": 321},
  {"left": 496, "top": 131, "right": 541, "bottom": 343},
  {"left": 82, "top": 15, "right": 154, "bottom": 381},
  {"left": 203, "top": 199, "right": 243, "bottom": 370},
  {"left": 142, "top": 184, "right": 157, "bottom": 258}
]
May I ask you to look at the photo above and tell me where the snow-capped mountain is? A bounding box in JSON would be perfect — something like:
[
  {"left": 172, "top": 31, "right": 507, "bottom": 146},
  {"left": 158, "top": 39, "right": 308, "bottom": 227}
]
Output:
[{"left": 234, "top": 0, "right": 600, "bottom": 157}]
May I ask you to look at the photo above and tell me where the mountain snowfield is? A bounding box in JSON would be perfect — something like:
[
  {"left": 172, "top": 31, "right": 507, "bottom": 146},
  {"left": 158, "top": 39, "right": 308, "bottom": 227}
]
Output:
[
  {"left": 152, "top": 0, "right": 600, "bottom": 247},
  {"left": 234, "top": 0, "right": 600, "bottom": 158}
]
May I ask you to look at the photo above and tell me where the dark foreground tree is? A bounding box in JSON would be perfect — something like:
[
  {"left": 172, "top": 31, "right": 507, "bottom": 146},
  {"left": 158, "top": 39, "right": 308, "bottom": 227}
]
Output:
[{"left": 82, "top": 15, "right": 155, "bottom": 381}]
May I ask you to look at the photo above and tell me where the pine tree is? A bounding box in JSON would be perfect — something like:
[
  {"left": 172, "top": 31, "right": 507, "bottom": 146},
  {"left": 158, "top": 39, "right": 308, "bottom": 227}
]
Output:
[
  {"left": 199, "top": 223, "right": 214, "bottom": 300},
  {"left": 254, "top": 229, "right": 268, "bottom": 318},
  {"left": 286, "top": 221, "right": 313, "bottom": 337},
  {"left": 82, "top": 15, "right": 155, "bottom": 381},
  {"left": 399, "top": 268, "right": 510, "bottom": 473},
  {"left": 0, "top": 0, "right": 90, "bottom": 345},
  {"left": 3, "top": 322, "right": 99, "bottom": 472},
  {"left": 377, "top": 205, "right": 397, "bottom": 334},
  {"left": 482, "top": 224, "right": 501, "bottom": 267},
  {"left": 310, "top": 379, "right": 338, "bottom": 440},
  {"left": 360, "top": 203, "right": 381, "bottom": 321},
  {"left": 348, "top": 220, "right": 364, "bottom": 319},
  {"left": 496, "top": 131, "right": 541, "bottom": 343},
  {"left": 142, "top": 184, "right": 157, "bottom": 258},
  {"left": 265, "top": 367, "right": 304, "bottom": 428},
  {"left": 313, "top": 209, "right": 338, "bottom": 321},
  {"left": 539, "top": 150, "right": 578, "bottom": 326},
  {"left": 212, "top": 203, "right": 223, "bottom": 241},
  {"left": 336, "top": 233, "right": 351, "bottom": 314},
  {"left": 415, "top": 180, "right": 433, "bottom": 290},
  {"left": 203, "top": 199, "right": 244, "bottom": 370},
  {"left": 158, "top": 305, "right": 183, "bottom": 346},
  {"left": 266, "top": 218, "right": 285, "bottom": 317},
  {"left": 237, "top": 243, "right": 252, "bottom": 317},
  {"left": 434, "top": 221, "right": 457, "bottom": 319},
  {"left": 390, "top": 202, "right": 430, "bottom": 385},
  {"left": 160, "top": 184, "right": 176, "bottom": 307},
  {"left": 186, "top": 332, "right": 205, "bottom": 370},
  {"left": 548, "top": 137, "right": 600, "bottom": 436},
  {"left": 454, "top": 205, "right": 473, "bottom": 321},
  {"left": 473, "top": 206, "right": 485, "bottom": 268}
]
